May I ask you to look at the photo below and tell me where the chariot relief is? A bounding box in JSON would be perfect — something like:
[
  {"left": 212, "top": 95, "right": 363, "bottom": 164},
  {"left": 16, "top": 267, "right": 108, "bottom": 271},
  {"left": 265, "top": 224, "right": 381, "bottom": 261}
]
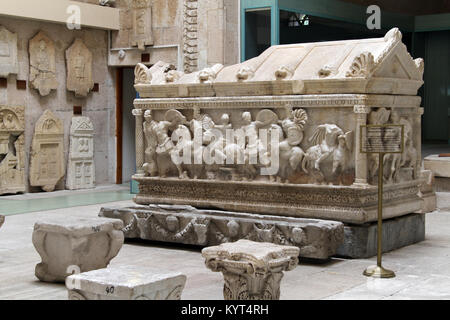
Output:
[
  {"left": 140, "top": 106, "right": 354, "bottom": 186},
  {"left": 0, "top": 106, "right": 25, "bottom": 195}
]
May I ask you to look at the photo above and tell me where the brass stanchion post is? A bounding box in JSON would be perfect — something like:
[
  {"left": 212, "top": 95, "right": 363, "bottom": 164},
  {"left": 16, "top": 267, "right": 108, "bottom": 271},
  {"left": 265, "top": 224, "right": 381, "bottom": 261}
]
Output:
[{"left": 363, "top": 152, "right": 395, "bottom": 278}]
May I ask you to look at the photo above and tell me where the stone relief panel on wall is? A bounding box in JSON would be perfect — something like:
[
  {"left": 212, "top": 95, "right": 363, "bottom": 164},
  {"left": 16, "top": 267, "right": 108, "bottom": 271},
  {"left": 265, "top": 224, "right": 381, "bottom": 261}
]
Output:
[
  {"left": 30, "top": 110, "right": 65, "bottom": 192},
  {"left": 0, "top": 106, "right": 25, "bottom": 195},
  {"left": 66, "top": 116, "right": 95, "bottom": 190},
  {"left": 130, "top": 0, "right": 153, "bottom": 51},
  {"left": 29, "top": 31, "right": 59, "bottom": 96},
  {"left": 140, "top": 107, "right": 355, "bottom": 186},
  {"left": 65, "top": 38, "right": 94, "bottom": 97},
  {"left": 0, "top": 26, "right": 18, "bottom": 78}
]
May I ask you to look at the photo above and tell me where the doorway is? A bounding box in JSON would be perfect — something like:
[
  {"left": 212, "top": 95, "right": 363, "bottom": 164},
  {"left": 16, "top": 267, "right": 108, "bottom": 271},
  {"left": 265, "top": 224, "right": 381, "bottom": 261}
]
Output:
[{"left": 116, "top": 67, "right": 137, "bottom": 187}]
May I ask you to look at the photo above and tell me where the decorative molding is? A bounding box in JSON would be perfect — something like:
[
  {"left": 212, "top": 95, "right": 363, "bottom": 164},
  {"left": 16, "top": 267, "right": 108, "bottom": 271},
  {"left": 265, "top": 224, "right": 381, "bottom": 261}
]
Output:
[{"left": 183, "top": 0, "right": 198, "bottom": 73}]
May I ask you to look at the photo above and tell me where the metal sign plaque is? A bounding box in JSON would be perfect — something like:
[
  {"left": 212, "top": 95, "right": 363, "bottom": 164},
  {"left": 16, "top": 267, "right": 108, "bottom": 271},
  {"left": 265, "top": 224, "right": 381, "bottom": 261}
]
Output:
[{"left": 360, "top": 124, "right": 404, "bottom": 154}]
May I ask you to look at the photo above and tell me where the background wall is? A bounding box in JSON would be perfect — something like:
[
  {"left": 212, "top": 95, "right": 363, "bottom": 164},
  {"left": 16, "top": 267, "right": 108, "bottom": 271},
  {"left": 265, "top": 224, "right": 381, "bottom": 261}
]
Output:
[{"left": 0, "top": 16, "right": 117, "bottom": 191}]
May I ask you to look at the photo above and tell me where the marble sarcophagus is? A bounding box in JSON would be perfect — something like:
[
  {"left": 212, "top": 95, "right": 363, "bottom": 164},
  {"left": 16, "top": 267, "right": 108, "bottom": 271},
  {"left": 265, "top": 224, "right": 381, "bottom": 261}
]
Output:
[{"left": 101, "top": 28, "right": 435, "bottom": 258}]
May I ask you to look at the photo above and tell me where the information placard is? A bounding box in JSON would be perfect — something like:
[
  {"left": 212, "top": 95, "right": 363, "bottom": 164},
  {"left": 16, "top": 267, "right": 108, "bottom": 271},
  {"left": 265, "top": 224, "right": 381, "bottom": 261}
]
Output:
[{"left": 360, "top": 124, "right": 404, "bottom": 154}]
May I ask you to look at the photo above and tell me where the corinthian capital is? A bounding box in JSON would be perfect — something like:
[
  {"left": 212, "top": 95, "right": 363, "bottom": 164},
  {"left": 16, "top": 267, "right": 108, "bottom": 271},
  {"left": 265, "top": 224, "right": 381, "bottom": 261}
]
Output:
[
  {"left": 132, "top": 109, "right": 144, "bottom": 117},
  {"left": 353, "top": 105, "right": 371, "bottom": 114}
]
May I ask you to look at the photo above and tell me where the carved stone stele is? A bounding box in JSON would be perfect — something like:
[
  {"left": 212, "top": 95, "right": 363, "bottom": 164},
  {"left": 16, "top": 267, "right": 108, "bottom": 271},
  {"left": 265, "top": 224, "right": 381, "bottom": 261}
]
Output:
[
  {"left": 66, "top": 116, "right": 95, "bottom": 190},
  {"left": 32, "top": 217, "right": 124, "bottom": 283},
  {"left": 29, "top": 110, "right": 65, "bottom": 192},
  {"left": 100, "top": 204, "right": 344, "bottom": 260},
  {"left": 0, "top": 105, "right": 25, "bottom": 195},
  {"left": 202, "top": 240, "right": 299, "bottom": 300},
  {"left": 0, "top": 26, "right": 18, "bottom": 78},
  {"left": 65, "top": 39, "right": 94, "bottom": 97},
  {"left": 29, "top": 31, "right": 58, "bottom": 96},
  {"left": 130, "top": 0, "right": 153, "bottom": 50},
  {"left": 67, "top": 266, "right": 186, "bottom": 300}
]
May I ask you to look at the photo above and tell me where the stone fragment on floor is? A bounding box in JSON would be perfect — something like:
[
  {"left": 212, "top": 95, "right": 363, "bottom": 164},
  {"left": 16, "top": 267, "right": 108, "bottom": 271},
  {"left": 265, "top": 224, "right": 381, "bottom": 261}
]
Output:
[
  {"left": 66, "top": 265, "right": 186, "bottom": 300},
  {"left": 99, "top": 204, "right": 344, "bottom": 260},
  {"left": 32, "top": 217, "right": 124, "bottom": 282},
  {"left": 202, "top": 239, "right": 299, "bottom": 300}
]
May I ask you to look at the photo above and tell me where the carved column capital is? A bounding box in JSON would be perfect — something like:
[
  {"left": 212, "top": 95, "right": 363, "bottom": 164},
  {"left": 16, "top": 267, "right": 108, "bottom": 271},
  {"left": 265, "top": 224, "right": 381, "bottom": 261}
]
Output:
[
  {"left": 132, "top": 108, "right": 144, "bottom": 117},
  {"left": 353, "top": 105, "right": 371, "bottom": 114}
]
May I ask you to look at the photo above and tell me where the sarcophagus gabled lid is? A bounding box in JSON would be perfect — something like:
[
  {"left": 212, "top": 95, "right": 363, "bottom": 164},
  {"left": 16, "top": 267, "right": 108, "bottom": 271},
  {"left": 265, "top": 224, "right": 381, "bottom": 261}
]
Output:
[{"left": 135, "top": 28, "right": 424, "bottom": 98}]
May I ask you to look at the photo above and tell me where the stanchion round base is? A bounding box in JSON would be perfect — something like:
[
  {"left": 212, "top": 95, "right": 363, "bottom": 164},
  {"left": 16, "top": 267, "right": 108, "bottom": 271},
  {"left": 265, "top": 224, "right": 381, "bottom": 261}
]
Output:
[{"left": 363, "top": 265, "right": 396, "bottom": 278}]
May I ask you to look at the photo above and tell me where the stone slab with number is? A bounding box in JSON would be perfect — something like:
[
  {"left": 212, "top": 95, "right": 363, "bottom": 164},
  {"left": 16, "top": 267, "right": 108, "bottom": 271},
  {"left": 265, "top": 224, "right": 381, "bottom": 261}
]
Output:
[
  {"left": 66, "top": 266, "right": 186, "bottom": 300},
  {"left": 32, "top": 217, "right": 124, "bottom": 282}
]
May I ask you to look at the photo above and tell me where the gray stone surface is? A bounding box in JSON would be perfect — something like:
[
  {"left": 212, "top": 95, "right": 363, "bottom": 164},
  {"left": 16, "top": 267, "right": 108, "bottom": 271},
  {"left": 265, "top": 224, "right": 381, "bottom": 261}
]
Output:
[
  {"left": 67, "top": 265, "right": 186, "bottom": 300},
  {"left": 99, "top": 204, "right": 344, "bottom": 260},
  {"left": 432, "top": 177, "right": 450, "bottom": 193},
  {"left": 32, "top": 217, "right": 124, "bottom": 282},
  {"left": 202, "top": 240, "right": 299, "bottom": 300},
  {"left": 1, "top": 194, "right": 450, "bottom": 300},
  {"left": 336, "top": 213, "right": 425, "bottom": 258}
]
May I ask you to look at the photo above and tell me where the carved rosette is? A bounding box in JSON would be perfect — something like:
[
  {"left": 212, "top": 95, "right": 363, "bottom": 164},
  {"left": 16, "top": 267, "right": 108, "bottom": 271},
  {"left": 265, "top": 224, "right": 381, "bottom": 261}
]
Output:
[
  {"left": 202, "top": 240, "right": 299, "bottom": 300},
  {"left": 346, "top": 52, "right": 376, "bottom": 78}
]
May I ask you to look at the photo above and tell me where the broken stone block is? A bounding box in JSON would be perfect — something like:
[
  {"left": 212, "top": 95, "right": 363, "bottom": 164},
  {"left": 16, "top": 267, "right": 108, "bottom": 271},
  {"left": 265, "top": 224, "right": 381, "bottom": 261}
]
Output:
[
  {"left": 29, "top": 110, "right": 65, "bottom": 192},
  {"left": 99, "top": 204, "right": 344, "bottom": 260},
  {"left": 32, "top": 217, "right": 124, "bottom": 283},
  {"left": 0, "top": 105, "right": 25, "bottom": 195},
  {"left": 66, "top": 265, "right": 186, "bottom": 300},
  {"left": 202, "top": 239, "right": 299, "bottom": 300}
]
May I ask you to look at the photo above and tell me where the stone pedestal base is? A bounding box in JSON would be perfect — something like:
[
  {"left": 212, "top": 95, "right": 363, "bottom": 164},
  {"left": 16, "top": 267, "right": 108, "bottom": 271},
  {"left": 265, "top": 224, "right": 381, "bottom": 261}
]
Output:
[
  {"left": 32, "top": 217, "right": 124, "bottom": 282},
  {"left": 202, "top": 240, "right": 299, "bottom": 300},
  {"left": 336, "top": 213, "right": 425, "bottom": 258},
  {"left": 99, "top": 204, "right": 344, "bottom": 260},
  {"left": 66, "top": 266, "right": 186, "bottom": 300}
]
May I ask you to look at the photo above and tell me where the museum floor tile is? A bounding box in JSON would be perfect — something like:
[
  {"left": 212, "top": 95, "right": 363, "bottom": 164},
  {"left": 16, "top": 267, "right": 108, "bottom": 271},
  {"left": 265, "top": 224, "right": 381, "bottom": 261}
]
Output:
[
  {"left": 0, "top": 193, "right": 449, "bottom": 300},
  {"left": 0, "top": 184, "right": 133, "bottom": 216}
]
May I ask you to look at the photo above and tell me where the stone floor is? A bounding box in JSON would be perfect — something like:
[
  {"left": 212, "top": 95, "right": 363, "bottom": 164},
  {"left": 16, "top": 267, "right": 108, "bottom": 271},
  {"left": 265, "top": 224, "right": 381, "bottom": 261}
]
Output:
[{"left": 0, "top": 191, "right": 450, "bottom": 300}]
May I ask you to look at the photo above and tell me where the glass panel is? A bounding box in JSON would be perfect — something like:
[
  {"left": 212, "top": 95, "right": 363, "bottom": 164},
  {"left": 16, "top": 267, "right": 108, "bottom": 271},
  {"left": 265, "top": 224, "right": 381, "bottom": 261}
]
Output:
[{"left": 245, "top": 9, "right": 271, "bottom": 60}]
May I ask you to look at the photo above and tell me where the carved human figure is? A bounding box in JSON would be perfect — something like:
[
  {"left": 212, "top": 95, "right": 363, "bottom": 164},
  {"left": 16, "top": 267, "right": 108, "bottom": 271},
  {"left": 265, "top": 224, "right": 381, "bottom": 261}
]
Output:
[
  {"left": 302, "top": 124, "right": 346, "bottom": 183},
  {"left": 277, "top": 108, "right": 307, "bottom": 182},
  {"left": 153, "top": 110, "right": 187, "bottom": 177}
]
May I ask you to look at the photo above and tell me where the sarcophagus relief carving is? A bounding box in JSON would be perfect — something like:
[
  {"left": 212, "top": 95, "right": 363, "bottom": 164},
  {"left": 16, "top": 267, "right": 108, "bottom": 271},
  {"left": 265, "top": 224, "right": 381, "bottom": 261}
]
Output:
[{"left": 131, "top": 28, "right": 430, "bottom": 225}]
